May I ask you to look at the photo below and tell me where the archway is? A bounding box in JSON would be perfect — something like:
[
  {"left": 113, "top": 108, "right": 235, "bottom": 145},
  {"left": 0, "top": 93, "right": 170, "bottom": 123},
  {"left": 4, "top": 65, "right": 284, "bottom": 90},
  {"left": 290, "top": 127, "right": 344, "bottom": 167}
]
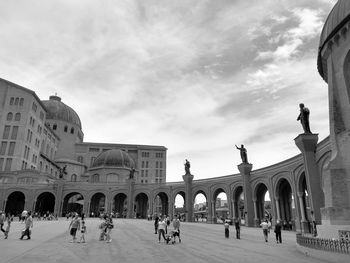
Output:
[
  {"left": 90, "top": 193, "right": 106, "bottom": 217},
  {"left": 255, "top": 183, "right": 270, "bottom": 224},
  {"left": 35, "top": 192, "right": 55, "bottom": 215},
  {"left": 276, "top": 178, "right": 294, "bottom": 230},
  {"left": 153, "top": 192, "right": 169, "bottom": 217},
  {"left": 213, "top": 188, "right": 228, "bottom": 223},
  {"left": 174, "top": 192, "right": 185, "bottom": 219},
  {"left": 62, "top": 192, "right": 84, "bottom": 216},
  {"left": 5, "top": 191, "right": 25, "bottom": 216},
  {"left": 194, "top": 191, "right": 207, "bottom": 222},
  {"left": 233, "top": 186, "right": 244, "bottom": 220},
  {"left": 135, "top": 193, "right": 148, "bottom": 219},
  {"left": 113, "top": 193, "right": 127, "bottom": 218}
]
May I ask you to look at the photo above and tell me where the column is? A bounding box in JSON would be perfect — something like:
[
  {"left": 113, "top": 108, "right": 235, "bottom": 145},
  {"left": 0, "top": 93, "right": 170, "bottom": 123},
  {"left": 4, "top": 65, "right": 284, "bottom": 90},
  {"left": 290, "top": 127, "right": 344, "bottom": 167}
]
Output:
[
  {"left": 238, "top": 163, "right": 254, "bottom": 227},
  {"left": 127, "top": 177, "right": 135, "bottom": 218},
  {"left": 182, "top": 172, "right": 194, "bottom": 222},
  {"left": 211, "top": 201, "right": 216, "bottom": 223},
  {"left": 233, "top": 200, "right": 238, "bottom": 219},
  {"left": 275, "top": 197, "right": 281, "bottom": 221},
  {"left": 297, "top": 192, "right": 309, "bottom": 233},
  {"left": 207, "top": 199, "right": 212, "bottom": 224},
  {"left": 253, "top": 199, "right": 259, "bottom": 226},
  {"left": 295, "top": 134, "right": 322, "bottom": 223}
]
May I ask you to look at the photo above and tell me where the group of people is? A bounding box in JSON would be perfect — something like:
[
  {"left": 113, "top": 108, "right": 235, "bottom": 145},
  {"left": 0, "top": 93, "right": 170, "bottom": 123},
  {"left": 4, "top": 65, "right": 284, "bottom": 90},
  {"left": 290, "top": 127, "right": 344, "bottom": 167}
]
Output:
[
  {"left": 260, "top": 219, "right": 282, "bottom": 243},
  {"left": 67, "top": 213, "right": 114, "bottom": 243},
  {"left": 223, "top": 218, "right": 241, "bottom": 239},
  {"left": 154, "top": 214, "right": 181, "bottom": 244},
  {"left": 0, "top": 210, "right": 33, "bottom": 240}
]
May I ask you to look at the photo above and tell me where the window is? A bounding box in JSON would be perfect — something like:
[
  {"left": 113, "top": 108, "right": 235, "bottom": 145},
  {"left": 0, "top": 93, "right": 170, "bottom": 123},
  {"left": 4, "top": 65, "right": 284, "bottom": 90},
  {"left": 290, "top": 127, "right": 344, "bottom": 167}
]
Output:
[
  {"left": 146, "top": 161, "right": 149, "bottom": 168},
  {"left": 77, "top": 156, "right": 83, "bottom": 163},
  {"left": 89, "top": 148, "right": 99, "bottom": 152},
  {"left": 92, "top": 174, "right": 99, "bottom": 183},
  {"left": 141, "top": 180, "right": 143, "bottom": 183},
  {"left": 146, "top": 170, "right": 148, "bottom": 177},
  {"left": 8, "top": 142, "right": 15, "bottom": 156},
  {"left": 3, "top": 126, "right": 10, "bottom": 139},
  {"left": 4, "top": 158, "right": 12, "bottom": 171},
  {"left": 39, "top": 111, "right": 44, "bottom": 120},
  {"left": 141, "top": 170, "right": 144, "bottom": 177},
  {"left": 32, "top": 102, "right": 37, "bottom": 112},
  {"left": 156, "top": 170, "right": 158, "bottom": 176},
  {"left": 70, "top": 127, "right": 74, "bottom": 134},
  {"left": 90, "top": 157, "right": 96, "bottom": 166},
  {"left": 71, "top": 174, "right": 77, "bottom": 182},
  {"left": 160, "top": 170, "right": 163, "bottom": 176},
  {"left": 0, "top": 142, "right": 7, "bottom": 155},
  {"left": 10, "top": 97, "right": 14, "bottom": 105},
  {"left": 0, "top": 158, "right": 4, "bottom": 171},
  {"left": 6, "top": 112, "right": 13, "bottom": 121},
  {"left": 145, "top": 180, "right": 148, "bottom": 183},
  {"left": 53, "top": 124, "right": 57, "bottom": 130},
  {"left": 142, "top": 161, "right": 144, "bottom": 168},
  {"left": 14, "top": 98, "right": 19, "bottom": 105},
  {"left": 14, "top": 113, "right": 21, "bottom": 121},
  {"left": 64, "top": 126, "right": 68, "bottom": 132},
  {"left": 160, "top": 162, "right": 163, "bottom": 169},
  {"left": 19, "top": 98, "right": 24, "bottom": 106},
  {"left": 156, "top": 161, "right": 158, "bottom": 168}
]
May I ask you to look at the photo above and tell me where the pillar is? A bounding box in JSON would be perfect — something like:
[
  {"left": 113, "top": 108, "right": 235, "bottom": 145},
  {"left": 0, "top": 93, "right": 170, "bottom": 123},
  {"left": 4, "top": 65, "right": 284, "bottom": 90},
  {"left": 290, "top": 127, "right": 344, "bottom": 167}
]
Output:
[
  {"left": 238, "top": 163, "right": 254, "bottom": 227},
  {"left": 182, "top": 172, "right": 194, "bottom": 222},
  {"left": 53, "top": 181, "right": 64, "bottom": 216},
  {"left": 207, "top": 199, "right": 212, "bottom": 223},
  {"left": 275, "top": 197, "right": 281, "bottom": 221},
  {"left": 127, "top": 177, "right": 135, "bottom": 218},
  {"left": 297, "top": 192, "right": 308, "bottom": 233},
  {"left": 295, "top": 133, "right": 322, "bottom": 223}
]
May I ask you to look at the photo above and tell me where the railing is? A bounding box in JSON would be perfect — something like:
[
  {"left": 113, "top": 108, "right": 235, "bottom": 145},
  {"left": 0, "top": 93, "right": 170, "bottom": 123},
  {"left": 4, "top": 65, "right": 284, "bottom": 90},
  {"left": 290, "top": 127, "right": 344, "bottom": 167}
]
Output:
[{"left": 296, "top": 233, "right": 350, "bottom": 254}]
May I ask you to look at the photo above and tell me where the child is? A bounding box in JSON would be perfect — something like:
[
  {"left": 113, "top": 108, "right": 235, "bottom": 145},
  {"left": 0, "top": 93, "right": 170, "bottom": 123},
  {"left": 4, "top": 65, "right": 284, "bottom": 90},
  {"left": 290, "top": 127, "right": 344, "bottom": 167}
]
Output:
[
  {"left": 79, "top": 220, "right": 87, "bottom": 243},
  {"left": 224, "top": 220, "right": 229, "bottom": 238},
  {"left": 4, "top": 215, "right": 12, "bottom": 239}
]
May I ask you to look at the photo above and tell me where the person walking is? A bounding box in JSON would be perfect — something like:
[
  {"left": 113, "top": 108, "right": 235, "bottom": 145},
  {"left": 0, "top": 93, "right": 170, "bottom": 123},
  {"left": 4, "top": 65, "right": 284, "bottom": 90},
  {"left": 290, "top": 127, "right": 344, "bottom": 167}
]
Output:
[
  {"left": 224, "top": 220, "right": 230, "bottom": 238},
  {"left": 105, "top": 216, "right": 113, "bottom": 243},
  {"left": 4, "top": 214, "right": 12, "bottom": 239},
  {"left": 158, "top": 217, "right": 167, "bottom": 243},
  {"left": 68, "top": 213, "right": 80, "bottom": 243},
  {"left": 234, "top": 218, "right": 240, "bottom": 239},
  {"left": 274, "top": 220, "right": 282, "bottom": 243},
  {"left": 172, "top": 215, "right": 181, "bottom": 243},
  {"left": 20, "top": 211, "right": 33, "bottom": 240},
  {"left": 260, "top": 219, "right": 270, "bottom": 242},
  {"left": 154, "top": 214, "right": 159, "bottom": 234},
  {"left": 79, "top": 220, "right": 87, "bottom": 243},
  {"left": 0, "top": 211, "right": 5, "bottom": 236}
]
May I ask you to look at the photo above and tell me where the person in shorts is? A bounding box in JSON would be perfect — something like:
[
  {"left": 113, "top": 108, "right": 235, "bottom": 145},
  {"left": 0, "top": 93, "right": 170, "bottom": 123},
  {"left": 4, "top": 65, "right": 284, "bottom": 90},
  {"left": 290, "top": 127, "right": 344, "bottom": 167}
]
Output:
[{"left": 68, "top": 214, "right": 80, "bottom": 243}]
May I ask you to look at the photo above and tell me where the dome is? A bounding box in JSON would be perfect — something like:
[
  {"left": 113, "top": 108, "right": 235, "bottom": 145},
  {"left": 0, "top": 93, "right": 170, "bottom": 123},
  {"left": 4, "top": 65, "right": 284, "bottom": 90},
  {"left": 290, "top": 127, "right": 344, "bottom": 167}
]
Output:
[
  {"left": 318, "top": 0, "right": 350, "bottom": 81},
  {"left": 91, "top": 149, "right": 135, "bottom": 169},
  {"left": 42, "top": 95, "right": 82, "bottom": 129}
]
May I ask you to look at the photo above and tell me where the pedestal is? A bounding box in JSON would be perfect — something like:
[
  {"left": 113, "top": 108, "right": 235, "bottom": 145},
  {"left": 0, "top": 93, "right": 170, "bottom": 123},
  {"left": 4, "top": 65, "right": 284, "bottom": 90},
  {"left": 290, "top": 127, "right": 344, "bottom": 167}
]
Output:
[
  {"left": 183, "top": 173, "right": 194, "bottom": 222},
  {"left": 238, "top": 163, "right": 254, "bottom": 227},
  {"left": 295, "top": 133, "right": 323, "bottom": 223}
]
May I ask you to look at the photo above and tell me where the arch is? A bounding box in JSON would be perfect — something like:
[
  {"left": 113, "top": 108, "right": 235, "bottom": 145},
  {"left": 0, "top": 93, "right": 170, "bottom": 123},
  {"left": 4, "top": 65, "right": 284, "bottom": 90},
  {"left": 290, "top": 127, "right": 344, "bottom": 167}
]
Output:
[
  {"left": 174, "top": 191, "right": 185, "bottom": 218},
  {"left": 71, "top": 174, "right": 77, "bottom": 182},
  {"left": 113, "top": 193, "right": 127, "bottom": 218},
  {"left": 5, "top": 191, "right": 25, "bottom": 216},
  {"left": 6, "top": 112, "right": 13, "bottom": 121},
  {"left": 35, "top": 192, "right": 55, "bottom": 214},
  {"left": 90, "top": 192, "right": 106, "bottom": 217},
  {"left": 343, "top": 49, "right": 350, "bottom": 103},
  {"left": 275, "top": 178, "right": 294, "bottom": 230},
  {"left": 193, "top": 190, "right": 208, "bottom": 222},
  {"left": 254, "top": 183, "right": 270, "bottom": 223},
  {"left": 233, "top": 185, "right": 244, "bottom": 219},
  {"left": 64, "top": 125, "right": 68, "bottom": 132},
  {"left": 19, "top": 98, "right": 24, "bottom": 106},
  {"left": 153, "top": 192, "right": 169, "bottom": 217},
  {"left": 14, "top": 113, "right": 21, "bottom": 121},
  {"left": 213, "top": 187, "right": 228, "bottom": 223},
  {"left": 135, "top": 192, "right": 148, "bottom": 219},
  {"left": 62, "top": 192, "right": 84, "bottom": 216}
]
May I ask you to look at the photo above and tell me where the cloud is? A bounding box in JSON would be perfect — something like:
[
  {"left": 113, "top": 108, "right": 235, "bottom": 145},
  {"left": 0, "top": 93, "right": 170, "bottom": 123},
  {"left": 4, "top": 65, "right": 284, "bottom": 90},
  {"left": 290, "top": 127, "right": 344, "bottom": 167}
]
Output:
[{"left": 0, "top": 0, "right": 335, "bottom": 182}]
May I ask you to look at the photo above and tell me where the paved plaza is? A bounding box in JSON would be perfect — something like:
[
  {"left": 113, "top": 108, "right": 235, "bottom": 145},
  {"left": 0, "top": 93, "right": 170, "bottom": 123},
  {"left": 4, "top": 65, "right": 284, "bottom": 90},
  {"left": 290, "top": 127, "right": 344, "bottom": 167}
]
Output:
[{"left": 0, "top": 218, "right": 333, "bottom": 263}]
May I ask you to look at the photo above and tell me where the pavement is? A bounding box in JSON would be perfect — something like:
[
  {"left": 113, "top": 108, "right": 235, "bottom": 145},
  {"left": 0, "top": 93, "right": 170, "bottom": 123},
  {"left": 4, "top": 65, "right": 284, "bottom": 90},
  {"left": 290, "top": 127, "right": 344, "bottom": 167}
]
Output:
[{"left": 0, "top": 218, "right": 335, "bottom": 263}]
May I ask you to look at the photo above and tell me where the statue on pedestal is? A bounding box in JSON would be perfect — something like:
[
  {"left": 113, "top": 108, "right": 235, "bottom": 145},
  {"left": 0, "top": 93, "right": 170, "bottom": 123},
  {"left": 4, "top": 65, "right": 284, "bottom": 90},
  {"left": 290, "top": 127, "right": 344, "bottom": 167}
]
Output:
[
  {"left": 184, "top": 159, "right": 191, "bottom": 175},
  {"left": 59, "top": 165, "right": 67, "bottom": 179},
  {"left": 297, "top": 103, "right": 312, "bottom": 133},
  {"left": 129, "top": 168, "right": 135, "bottom": 179},
  {"left": 235, "top": 144, "right": 248, "bottom": 164}
]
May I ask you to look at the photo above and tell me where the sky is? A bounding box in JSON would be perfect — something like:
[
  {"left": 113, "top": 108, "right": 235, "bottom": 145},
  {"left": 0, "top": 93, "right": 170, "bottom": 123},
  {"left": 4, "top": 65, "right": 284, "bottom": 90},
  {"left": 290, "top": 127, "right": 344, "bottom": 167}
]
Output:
[{"left": 0, "top": 0, "right": 337, "bottom": 183}]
